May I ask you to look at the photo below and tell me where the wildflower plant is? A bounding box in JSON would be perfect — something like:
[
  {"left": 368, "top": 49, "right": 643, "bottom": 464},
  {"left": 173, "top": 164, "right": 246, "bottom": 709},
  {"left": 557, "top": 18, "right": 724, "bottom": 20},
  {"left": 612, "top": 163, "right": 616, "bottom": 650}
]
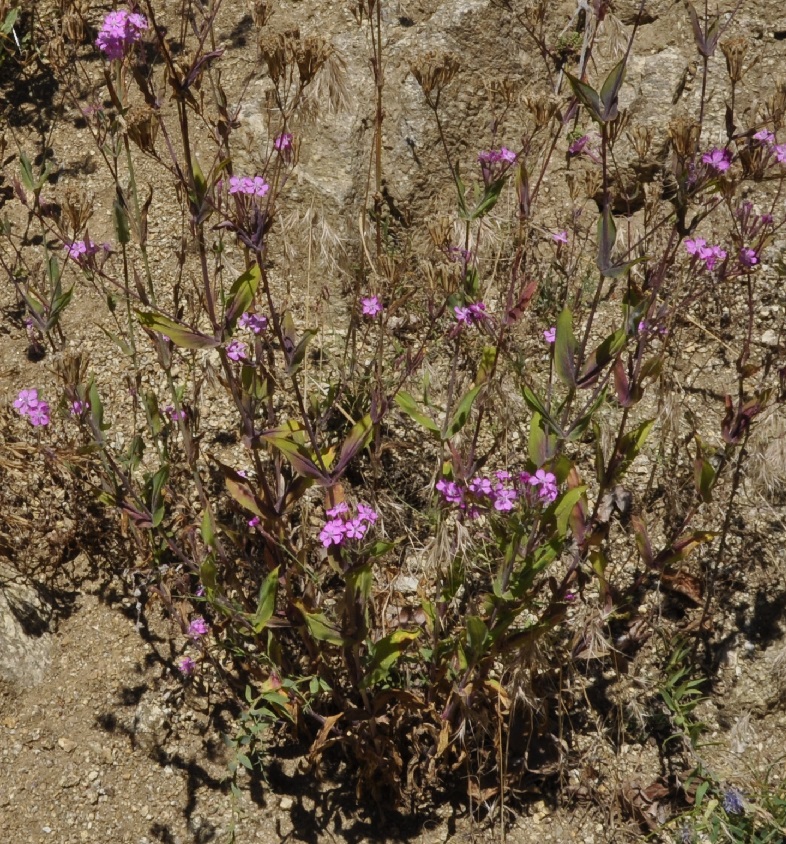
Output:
[{"left": 4, "top": 0, "right": 786, "bottom": 824}]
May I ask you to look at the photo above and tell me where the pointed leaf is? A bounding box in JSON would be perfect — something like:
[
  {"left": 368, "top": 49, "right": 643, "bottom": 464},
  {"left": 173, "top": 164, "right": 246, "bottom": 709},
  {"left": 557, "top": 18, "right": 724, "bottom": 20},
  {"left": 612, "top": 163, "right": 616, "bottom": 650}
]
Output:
[
  {"left": 394, "top": 391, "right": 440, "bottom": 435},
  {"left": 361, "top": 630, "right": 420, "bottom": 689},
  {"left": 225, "top": 263, "right": 260, "bottom": 327},
  {"left": 599, "top": 57, "right": 626, "bottom": 121},
  {"left": 445, "top": 384, "right": 483, "bottom": 439},
  {"left": 251, "top": 567, "right": 279, "bottom": 633},
  {"left": 334, "top": 413, "right": 373, "bottom": 475},
  {"left": 554, "top": 308, "right": 577, "bottom": 387},
  {"left": 137, "top": 311, "right": 219, "bottom": 350},
  {"left": 577, "top": 329, "right": 626, "bottom": 387},
  {"left": 565, "top": 72, "right": 603, "bottom": 123},
  {"left": 521, "top": 386, "right": 564, "bottom": 437},
  {"left": 294, "top": 601, "right": 346, "bottom": 646}
]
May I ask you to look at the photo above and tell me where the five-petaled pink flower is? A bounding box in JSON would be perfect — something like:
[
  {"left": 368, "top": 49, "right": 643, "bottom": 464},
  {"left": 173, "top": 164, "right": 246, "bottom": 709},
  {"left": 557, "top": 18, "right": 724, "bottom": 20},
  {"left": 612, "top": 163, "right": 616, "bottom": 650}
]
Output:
[
  {"left": 319, "top": 519, "right": 346, "bottom": 547},
  {"left": 701, "top": 147, "right": 732, "bottom": 172},
  {"left": 543, "top": 326, "right": 556, "bottom": 344},
  {"left": 64, "top": 239, "right": 100, "bottom": 263},
  {"left": 754, "top": 129, "right": 774, "bottom": 145},
  {"left": 226, "top": 339, "right": 249, "bottom": 361},
  {"left": 552, "top": 230, "right": 569, "bottom": 244},
  {"left": 361, "top": 296, "right": 383, "bottom": 317}
]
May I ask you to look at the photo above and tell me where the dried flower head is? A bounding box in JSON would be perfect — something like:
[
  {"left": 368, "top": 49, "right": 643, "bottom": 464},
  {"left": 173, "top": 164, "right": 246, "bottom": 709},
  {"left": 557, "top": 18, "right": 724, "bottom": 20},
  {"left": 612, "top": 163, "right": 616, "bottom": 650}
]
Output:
[
  {"left": 126, "top": 105, "right": 159, "bottom": 153},
  {"left": 669, "top": 115, "right": 702, "bottom": 158},
  {"left": 410, "top": 52, "right": 459, "bottom": 103},
  {"left": 721, "top": 37, "right": 748, "bottom": 84}
]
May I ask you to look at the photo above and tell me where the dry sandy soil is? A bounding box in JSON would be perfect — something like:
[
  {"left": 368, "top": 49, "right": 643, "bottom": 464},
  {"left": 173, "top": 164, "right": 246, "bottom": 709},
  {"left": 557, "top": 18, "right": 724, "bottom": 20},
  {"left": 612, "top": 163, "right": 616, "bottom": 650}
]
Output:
[{"left": 1, "top": 0, "right": 786, "bottom": 842}]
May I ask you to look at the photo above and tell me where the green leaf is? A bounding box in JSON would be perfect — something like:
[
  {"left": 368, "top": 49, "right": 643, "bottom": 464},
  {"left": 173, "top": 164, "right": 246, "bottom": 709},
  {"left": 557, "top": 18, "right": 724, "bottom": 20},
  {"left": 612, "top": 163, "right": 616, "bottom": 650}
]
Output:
[
  {"left": 113, "top": 195, "right": 131, "bottom": 245},
  {"left": 137, "top": 311, "right": 219, "bottom": 350},
  {"left": 599, "top": 57, "right": 626, "bottom": 122},
  {"left": 577, "top": 329, "right": 626, "bottom": 388},
  {"left": 615, "top": 418, "right": 655, "bottom": 480},
  {"left": 465, "top": 615, "right": 490, "bottom": 660},
  {"left": 200, "top": 508, "right": 217, "bottom": 549},
  {"left": 361, "top": 630, "right": 420, "bottom": 689},
  {"left": 521, "top": 385, "right": 564, "bottom": 437},
  {"left": 476, "top": 345, "right": 497, "bottom": 385},
  {"left": 98, "top": 326, "right": 133, "bottom": 357},
  {"left": 335, "top": 413, "right": 374, "bottom": 475},
  {"left": 565, "top": 72, "right": 603, "bottom": 123},
  {"left": 294, "top": 602, "right": 346, "bottom": 646},
  {"left": 251, "top": 567, "right": 279, "bottom": 633},
  {"left": 445, "top": 384, "right": 483, "bottom": 439},
  {"left": 554, "top": 308, "right": 577, "bottom": 387},
  {"left": 285, "top": 328, "right": 317, "bottom": 376},
  {"left": 463, "top": 176, "right": 507, "bottom": 221},
  {"left": 261, "top": 424, "right": 332, "bottom": 484},
  {"left": 225, "top": 264, "right": 260, "bottom": 327},
  {"left": 394, "top": 391, "right": 440, "bottom": 435},
  {"left": 240, "top": 365, "right": 269, "bottom": 400},
  {"left": 597, "top": 205, "right": 617, "bottom": 275},
  {"left": 149, "top": 465, "right": 169, "bottom": 528},
  {"left": 19, "top": 151, "right": 34, "bottom": 192},
  {"left": 200, "top": 555, "right": 217, "bottom": 591},
  {"left": 528, "top": 411, "right": 556, "bottom": 467},
  {"left": 553, "top": 485, "right": 587, "bottom": 538},
  {"left": 46, "top": 286, "right": 73, "bottom": 331},
  {"left": 88, "top": 381, "right": 107, "bottom": 432}
]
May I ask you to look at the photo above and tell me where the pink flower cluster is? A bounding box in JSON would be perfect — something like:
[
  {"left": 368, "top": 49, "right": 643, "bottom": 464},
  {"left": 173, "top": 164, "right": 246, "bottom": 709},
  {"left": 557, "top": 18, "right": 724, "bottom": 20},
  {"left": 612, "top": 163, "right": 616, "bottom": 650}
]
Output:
[
  {"left": 14, "top": 389, "right": 50, "bottom": 427},
  {"left": 454, "top": 301, "right": 487, "bottom": 326},
  {"left": 238, "top": 312, "right": 268, "bottom": 334},
  {"left": 228, "top": 175, "right": 270, "bottom": 197},
  {"left": 319, "top": 502, "right": 378, "bottom": 547},
  {"left": 436, "top": 468, "right": 559, "bottom": 516},
  {"left": 685, "top": 237, "right": 727, "bottom": 271},
  {"left": 96, "top": 9, "right": 148, "bottom": 61}
]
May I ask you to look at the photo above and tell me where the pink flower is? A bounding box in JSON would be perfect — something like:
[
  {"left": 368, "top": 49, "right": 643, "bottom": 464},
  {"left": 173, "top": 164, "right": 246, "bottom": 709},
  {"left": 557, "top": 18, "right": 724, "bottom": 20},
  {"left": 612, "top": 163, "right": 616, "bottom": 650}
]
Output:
[
  {"left": 343, "top": 518, "right": 368, "bottom": 540},
  {"left": 543, "top": 326, "right": 556, "bottom": 344},
  {"left": 361, "top": 296, "right": 382, "bottom": 317},
  {"left": 700, "top": 244, "right": 727, "bottom": 271},
  {"left": 238, "top": 312, "right": 268, "bottom": 334},
  {"left": 177, "top": 657, "right": 196, "bottom": 675},
  {"left": 454, "top": 302, "right": 487, "bottom": 326},
  {"left": 226, "top": 339, "right": 248, "bottom": 361},
  {"left": 754, "top": 129, "right": 774, "bottom": 144},
  {"left": 320, "top": 519, "right": 346, "bottom": 547},
  {"left": 164, "top": 405, "right": 186, "bottom": 422},
  {"left": 228, "top": 175, "right": 270, "bottom": 197},
  {"left": 774, "top": 144, "right": 786, "bottom": 163},
  {"left": 28, "top": 403, "right": 50, "bottom": 427},
  {"left": 493, "top": 486, "right": 517, "bottom": 511},
  {"left": 326, "top": 502, "right": 349, "bottom": 518},
  {"left": 739, "top": 248, "right": 758, "bottom": 268},
  {"left": 248, "top": 516, "right": 261, "bottom": 528},
  {"left": 552, "top": 230, "right": 568, "bottom": 244},
  {"left": 96, "top": 9, "right": 148, "bottom": 61},
  {"left": 188, "top": 617, "right": 209, "bottom": 638},
  {"left": 701, "top": 147, "right": 732, "bottom": 172},
  {"left": 356, "top": 503, "right": 378, "bottom": 523},
  {"left": 273, "top": 132, "right": 292, "bottom": 153},
  {"left": 64, "top": 239, "right": 100, "bottom": 263},
  {"left": 14, "top": 388, "right": 39, "bottom": 415},
  {"left": 469, "top": 477, "right": 493, "bottom": 497},
  {"left": 529, "top": 469, "right": 558, "bottom": 503},
  {"left": 685, "top": 237, "right": 707, "bottom": 256},
  {"left": 69, "top": 400, "right": 87, "bottom": 415},
  {"left": 436, "top": 479, "right": 464, "bottom": 505}
]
